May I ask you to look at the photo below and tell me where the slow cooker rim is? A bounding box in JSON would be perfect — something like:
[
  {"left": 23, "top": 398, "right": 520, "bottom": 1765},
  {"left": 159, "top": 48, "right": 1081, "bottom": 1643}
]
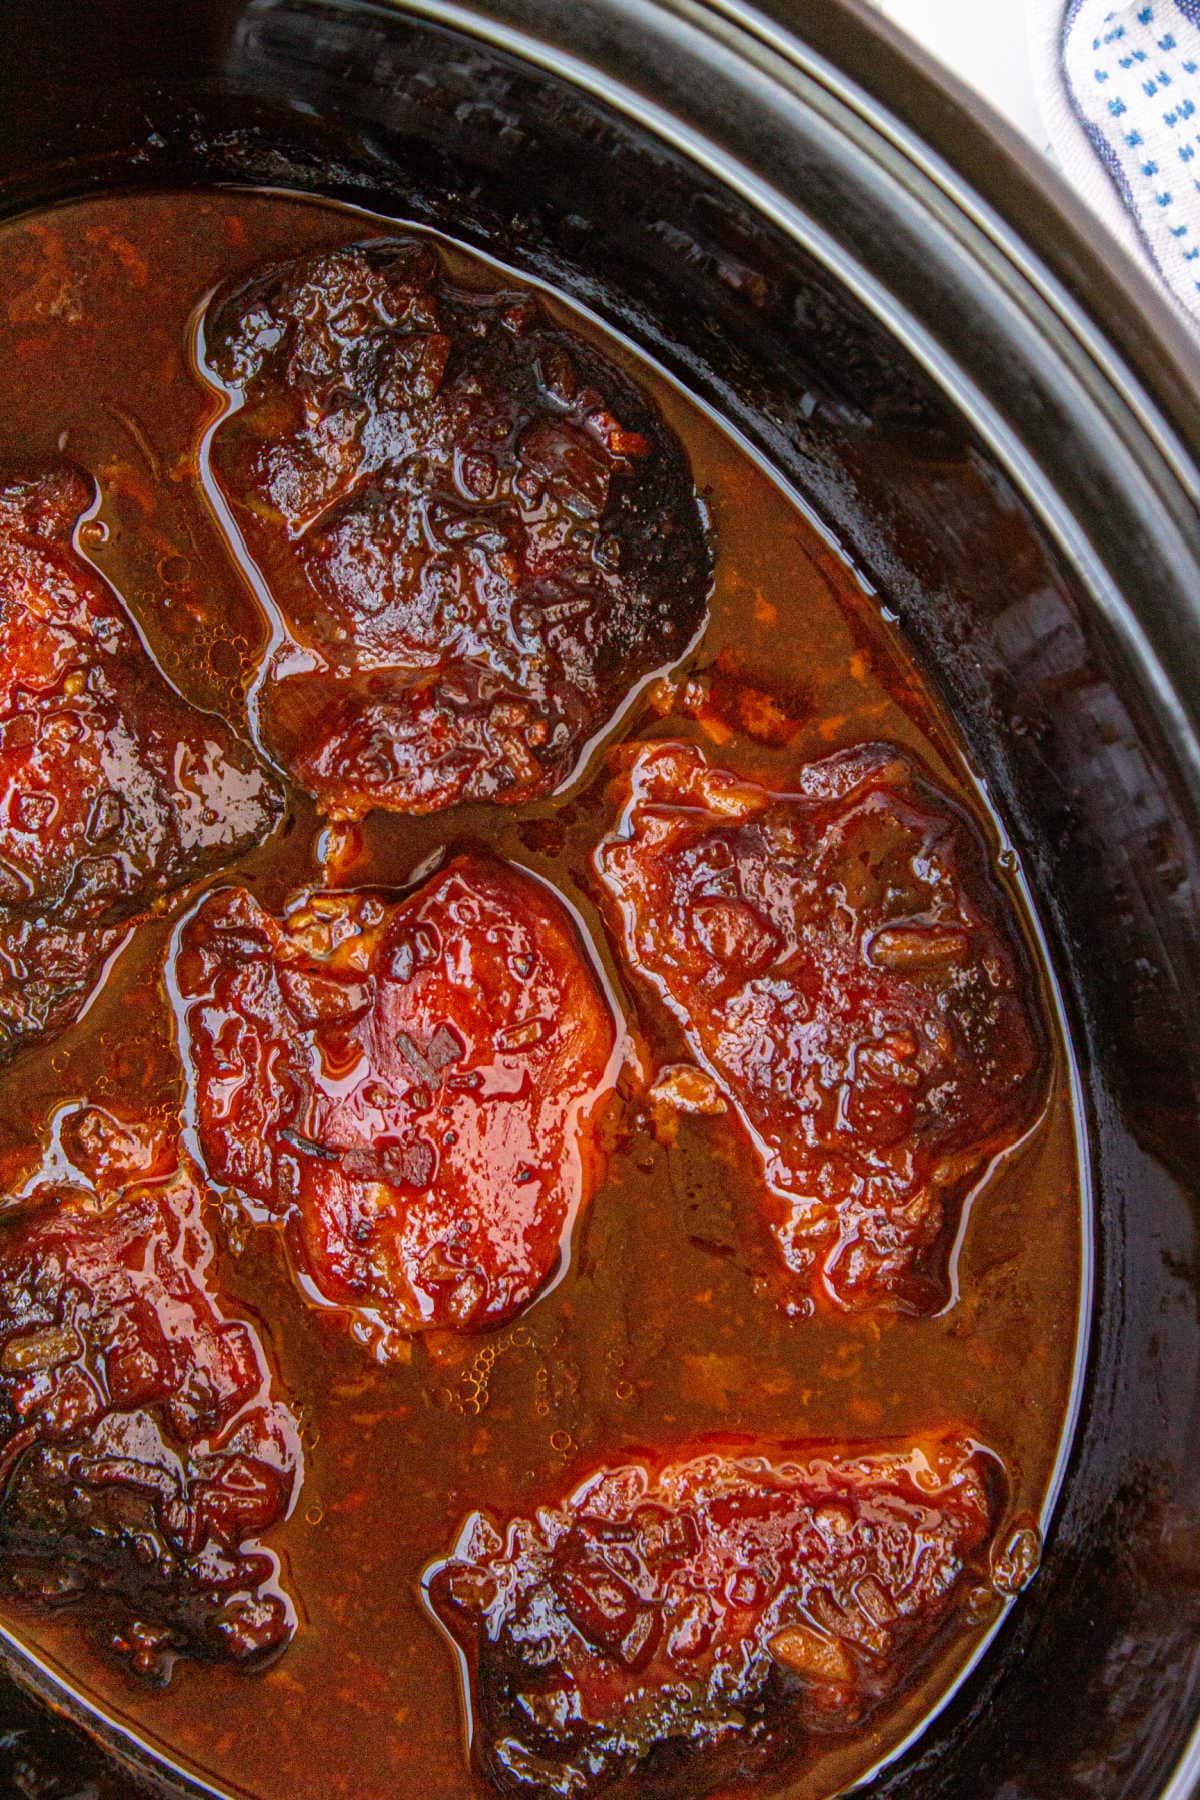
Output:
[{"left": 718, "top": 0, "right": 1200, "bottom": 451}]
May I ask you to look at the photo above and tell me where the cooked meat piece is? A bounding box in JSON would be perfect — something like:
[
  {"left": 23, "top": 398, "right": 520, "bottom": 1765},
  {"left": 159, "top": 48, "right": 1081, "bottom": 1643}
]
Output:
[
  {"left": 596, "top": 741, "right": 1044, "bottom": 1312},
  {"left": 202, "top": 238, "right": 711, "bottom": 817},
  {"left": 0, "top": 1106, "right": 300, "bottom": 1682},
  {"left": 173, "top": 856, "right": 620, "bottom": 1353},
  {"left": 425, "top": 1433, "right": 996, "bottom": 1798},
  {"left": 0, "top": 466, "right": 282, "bottom": 1061},
  {"left": 0, "top": 914, "right": 125, "bottom": 1068}
]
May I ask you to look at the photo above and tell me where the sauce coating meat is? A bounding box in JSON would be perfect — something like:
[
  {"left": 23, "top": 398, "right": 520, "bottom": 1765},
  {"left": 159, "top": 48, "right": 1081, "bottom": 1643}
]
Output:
[
  {"left": 0, "top": 467, "right": 282, "bottom": 1063},
  {"left": 425, "top": 1434, "right": 995, "bottom": 1799},
  {"left": 173, "top": 857, "right": 621, "bottom": 1353},
  {"left": 596, "top": 741, "right": 1043, "bottom": 1314},
  {"left": 0, "top": 914, "right": 125, "bottom": 1076},
  {"left": 0, "top": 191, "right": 1084, "bottom": 1800},
  {"left": 0, "top": 1106, "right": 299, "bottom": 1683},
  {"left": 201, "top": 238, "right": 712, "bottom": 817}
]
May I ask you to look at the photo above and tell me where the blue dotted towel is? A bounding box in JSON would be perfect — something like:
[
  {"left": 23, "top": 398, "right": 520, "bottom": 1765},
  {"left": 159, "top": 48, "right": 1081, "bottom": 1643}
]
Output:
[{"left": 1032, "top": 0, "right": 1200, "bottom": 327}]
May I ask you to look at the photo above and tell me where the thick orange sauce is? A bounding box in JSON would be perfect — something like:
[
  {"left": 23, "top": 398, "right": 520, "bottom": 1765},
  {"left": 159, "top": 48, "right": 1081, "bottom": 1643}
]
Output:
[{"left": 0, "top": 191, "right": 1084, "bottom": 1800}]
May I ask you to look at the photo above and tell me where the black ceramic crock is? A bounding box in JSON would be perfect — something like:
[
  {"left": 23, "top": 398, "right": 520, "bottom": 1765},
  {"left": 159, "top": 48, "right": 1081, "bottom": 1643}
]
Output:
[{"left": 1, "top": 1, "right": 1199, "bottom": 1795}]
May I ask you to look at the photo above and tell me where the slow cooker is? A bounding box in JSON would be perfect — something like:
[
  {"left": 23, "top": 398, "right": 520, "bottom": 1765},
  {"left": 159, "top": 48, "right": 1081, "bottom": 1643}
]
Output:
[{"left": 1, "top": 2, "right": 1199, "bottom": 1794}]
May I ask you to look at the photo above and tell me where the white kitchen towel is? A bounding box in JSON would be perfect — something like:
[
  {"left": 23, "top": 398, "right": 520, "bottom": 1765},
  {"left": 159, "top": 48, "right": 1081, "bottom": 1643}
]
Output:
[{"left": 1030, "top": 0, "right": 1200, "bottom": 327}]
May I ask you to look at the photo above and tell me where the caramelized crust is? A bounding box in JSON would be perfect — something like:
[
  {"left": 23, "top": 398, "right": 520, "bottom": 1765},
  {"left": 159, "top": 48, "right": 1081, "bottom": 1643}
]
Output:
[
  {"left": 425, "top": 1434, "right": 995, "bottom": 1798},
  {"left": 202, "top": 238, "right": 711, "bottom": 817},
  {"left": 0, "top": 467, "right": 282, "bottom": 1062},
  {"left": 0, "top": 914, "right": 124, "bottom": 1069},
  {"left": 596, "top": 741, "right": 1044, "bottom": 1312},
  {"left": 0, "top": 1108, "right": 299, "bottom": 1682},
  {"left": 173, "top": 857, "right": 621, "bottom": 1353}
]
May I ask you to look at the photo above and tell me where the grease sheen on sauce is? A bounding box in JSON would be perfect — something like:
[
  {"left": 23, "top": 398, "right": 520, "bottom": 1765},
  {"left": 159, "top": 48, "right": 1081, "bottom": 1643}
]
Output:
[{"left": 0, "top": 190, "right": 1084, "bottom": 1800}]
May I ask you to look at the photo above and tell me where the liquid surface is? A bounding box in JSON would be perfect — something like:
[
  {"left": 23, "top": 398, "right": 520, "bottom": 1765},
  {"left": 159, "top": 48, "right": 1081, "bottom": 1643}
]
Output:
[{"left": 0, "top": 191, "right": 1084, "bottom": 1800}]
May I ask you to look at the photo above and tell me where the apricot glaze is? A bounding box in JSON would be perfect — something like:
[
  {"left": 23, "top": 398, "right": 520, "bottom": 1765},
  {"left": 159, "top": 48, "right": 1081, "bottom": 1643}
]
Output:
[
  {"left": 0, "top": 466, "right": 281, "bottom": 1063},
  {"left": 202, "top": 238, "right": 711, "bottom": 816},
  {"left": 173, "top": 856, "right": 621, "bottom": 1353},
  {"left": 597, "top": 741, "right": 1044, "bottom": 1313},
  {"left": 426, "top": 1434, "right": 995, "bottom": 1797},
  {"left": 0, "top": 1106, "right": 298, "bottom": 1681}
]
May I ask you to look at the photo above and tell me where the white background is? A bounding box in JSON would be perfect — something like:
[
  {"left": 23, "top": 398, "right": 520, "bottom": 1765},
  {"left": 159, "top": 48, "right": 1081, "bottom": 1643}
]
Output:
[{"left": 872, "top": 0, "right": 1049, "bottom": 150}]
